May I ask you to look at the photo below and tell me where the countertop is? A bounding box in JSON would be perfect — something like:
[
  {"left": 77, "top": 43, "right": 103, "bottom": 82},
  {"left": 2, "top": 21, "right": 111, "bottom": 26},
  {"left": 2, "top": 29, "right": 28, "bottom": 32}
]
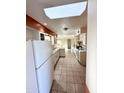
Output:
[
  {"left": 79, "top": 49, "right": 86, "bottom": 52},
  {"left": 52, "top": 47, "right": 65, "bottom": 54},
  {"left": 52, "top": 48, "right": 60, "bottom": 54},
  {"left": 73, "top": 48, "right": 86, "bottom": 52}
]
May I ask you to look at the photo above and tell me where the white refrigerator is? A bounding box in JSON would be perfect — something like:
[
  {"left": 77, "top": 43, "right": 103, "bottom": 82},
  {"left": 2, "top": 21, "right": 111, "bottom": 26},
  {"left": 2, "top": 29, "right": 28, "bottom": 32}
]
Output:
[
  {"left": 26, "top": 40, "right": 53, "bottom": 93},
  {"left": 26, "top": 41, "right": 38, "bottom": 93}
]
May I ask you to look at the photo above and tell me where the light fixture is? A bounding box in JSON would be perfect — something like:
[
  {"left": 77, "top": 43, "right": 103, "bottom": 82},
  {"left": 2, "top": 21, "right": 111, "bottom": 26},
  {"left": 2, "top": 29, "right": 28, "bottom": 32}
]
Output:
[
  {"left": 64, "top": 27, "right": 68, "bottom": 31},
  {"left": 44, "top": 1, "right": 87, "bottom": 19},
  {"left": 44, "top": 23, "right": 47, "bottom": 26}
]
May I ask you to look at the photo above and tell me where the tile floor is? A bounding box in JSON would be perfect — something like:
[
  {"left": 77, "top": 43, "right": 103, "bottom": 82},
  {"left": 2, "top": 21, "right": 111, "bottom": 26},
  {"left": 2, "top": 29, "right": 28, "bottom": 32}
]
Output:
[{"left": 51, "top": 50, "right": 86, "bottom": 93}]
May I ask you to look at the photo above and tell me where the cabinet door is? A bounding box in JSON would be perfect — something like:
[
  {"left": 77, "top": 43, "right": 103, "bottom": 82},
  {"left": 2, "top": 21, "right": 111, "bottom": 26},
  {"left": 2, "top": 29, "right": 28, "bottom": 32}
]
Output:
[
  {"left": 59, "top": 49, "right": 65, "bottom": 57},
  {"left": 56, "top": 51, "right": 59, "bottom": 60},
  {"left": 79, "top": 52, "right": 86, "bottom": 65},
  {"left": 55, "top": 53, "right": 58, "bottom": 64},
  {"left": 53, "top": 54, "right": 56, "bottom": 66}
]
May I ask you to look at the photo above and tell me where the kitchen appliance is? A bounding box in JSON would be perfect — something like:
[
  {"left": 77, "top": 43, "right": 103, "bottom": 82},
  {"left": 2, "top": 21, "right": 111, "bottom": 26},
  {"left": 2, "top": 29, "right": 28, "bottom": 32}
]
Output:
[
  {"left": 26, "top": 41, "right": 38, "bottom": 93},
  {"left": 26, "top": 40, "right": 53, "bottom": 93}
]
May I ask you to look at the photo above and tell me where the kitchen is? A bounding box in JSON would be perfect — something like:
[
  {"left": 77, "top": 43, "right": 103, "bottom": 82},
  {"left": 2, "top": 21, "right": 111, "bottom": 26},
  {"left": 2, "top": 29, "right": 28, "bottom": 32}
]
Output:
[
  {"left": 26, "top": 0, "right": 88, "bottom": 93},
  {"left": 26, "top": 18, "right": 87, "bottom": 93}
]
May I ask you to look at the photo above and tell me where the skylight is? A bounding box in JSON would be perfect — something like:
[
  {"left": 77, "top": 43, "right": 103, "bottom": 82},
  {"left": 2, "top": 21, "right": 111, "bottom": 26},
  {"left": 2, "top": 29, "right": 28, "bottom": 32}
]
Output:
[{"left": 44, "top": 1, "right": 87, "bottom": 19}]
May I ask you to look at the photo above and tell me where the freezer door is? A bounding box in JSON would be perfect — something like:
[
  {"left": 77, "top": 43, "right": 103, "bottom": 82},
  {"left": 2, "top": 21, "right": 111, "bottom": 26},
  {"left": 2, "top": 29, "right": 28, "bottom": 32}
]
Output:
[
  {"left": 33, "top": 41, "right": 52, "bottom": 68},
  {"left": 26, "top": 41, "right": 38, "bottom": 93}
]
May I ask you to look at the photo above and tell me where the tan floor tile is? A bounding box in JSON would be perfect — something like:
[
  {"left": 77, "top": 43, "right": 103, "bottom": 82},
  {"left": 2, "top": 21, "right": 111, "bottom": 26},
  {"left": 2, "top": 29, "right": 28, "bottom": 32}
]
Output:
[
  {"left": 57, "top": 82, "right": 67, "bottom": 92},
  {"left": 54, "top": 75, "right": 61, "bottom": 81},
  {"left": 59, "top": 75, "right": 67, "bottom": 82},
  {"left": 52, "top": 51, "right": 86, "bottom": 93},
  {"left": 66, "top": 76, "right": 74, "bottom": 83},
  {"left": 73, "top": 76, "right": 83, "bottom": 84},
  {"left": 66, "top": 83, "right": 76, "bottom": 93},
  {"left": 75, "top": 84, "right": 84, "bottom": 93},
  {"left": 54, "top": 69, "right": 62, "bottom": 75},
  {"left": 57, "top": 91, "right": 67, "bottom": 93},
  {"left": 61, "top": 69, "right": 66, "bottom": 73},
  {"left": 51, "top": 90, "right": 58, "bottom": 93},
  {"left": 61, "top": 73, "right": 67, "bottom": 76},
  {"left": 52, "top": 80, "right": 62, "bottom": 90},
  {"left": 66, "top": 71, "right": 73, "bottom": 76}
]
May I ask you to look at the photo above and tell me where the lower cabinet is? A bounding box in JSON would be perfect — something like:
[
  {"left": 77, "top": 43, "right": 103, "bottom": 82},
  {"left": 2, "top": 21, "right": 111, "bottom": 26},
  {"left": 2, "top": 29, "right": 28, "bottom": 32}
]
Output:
[
  {"left": 79, "top": 51, "right": 86, "bottom": 66},
  {"left": 52, "top": 49, "right": 60, "bottom": 68},
  {"left": 73, "top": 49, "right": 86, "bottom": 66},
  {"left": 59, "top": 48, "right": 65, "bottom": 57}
]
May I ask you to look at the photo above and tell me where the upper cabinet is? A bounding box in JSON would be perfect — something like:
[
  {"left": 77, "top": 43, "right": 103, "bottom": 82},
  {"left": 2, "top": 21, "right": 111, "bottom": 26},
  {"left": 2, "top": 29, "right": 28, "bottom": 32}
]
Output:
[
  {"left": 81, "top": 27, "right": 87, "bottom": 33},
  {"left": 26, "top": 15, "right": 57, "bottom": 36}
]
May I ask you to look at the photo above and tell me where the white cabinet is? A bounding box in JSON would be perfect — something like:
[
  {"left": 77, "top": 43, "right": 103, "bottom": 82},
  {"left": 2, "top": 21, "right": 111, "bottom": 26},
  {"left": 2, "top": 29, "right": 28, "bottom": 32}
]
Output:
[
  {"left": 59, "top": 48, "right": 65, "bottom": 57},
  {"left": 51, "top": 53, "right": 55, "bottom": 66},
  {"left": 55, "top": 50, "right": 59, "bottom": 63},
  {"left": 52, "top": 48, "right": 65, "bottom": 69},
  {"left": 52, "top": 49, "right": 60, "bottom": 68},
  {"left": 73, "top": 48, "right": 79, "bottom": 59},
  {"left": 73, "top": 48, "right": 86, "bottom": 66},
  {"left": 79, "top": 51, "right": 86, "bottom": 66}
]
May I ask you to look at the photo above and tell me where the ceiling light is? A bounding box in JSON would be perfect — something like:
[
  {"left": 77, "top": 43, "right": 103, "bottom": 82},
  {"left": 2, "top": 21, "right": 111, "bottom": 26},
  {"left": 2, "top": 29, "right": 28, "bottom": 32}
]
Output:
[
  {"left": 44, "top": 23, "right": 47, "bottom": 26},
  {"left": 63, "top": 27, "right": 68, "bottom": 31},
  {"left": 44, "top": 1, "right": 87, "bottom": 19}
]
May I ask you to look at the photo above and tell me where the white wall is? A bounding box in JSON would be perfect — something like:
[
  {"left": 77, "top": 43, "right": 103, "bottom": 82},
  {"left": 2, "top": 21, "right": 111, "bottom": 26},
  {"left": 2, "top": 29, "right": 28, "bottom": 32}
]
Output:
[
  {"left": 57, "top": 38, "right": 67, "bottom": 49},
  {"left": 86, "top": 0, "right": 97, "bottom": 92},
  {"left": 26, "top": 27, "right": 39, "bottom": 41}
]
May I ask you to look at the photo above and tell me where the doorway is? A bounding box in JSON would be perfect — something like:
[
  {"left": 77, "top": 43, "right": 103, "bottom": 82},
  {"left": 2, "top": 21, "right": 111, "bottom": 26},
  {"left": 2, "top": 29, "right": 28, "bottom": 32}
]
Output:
[{"left": 67, "top": 39, "right": 71, "bottom": 49}]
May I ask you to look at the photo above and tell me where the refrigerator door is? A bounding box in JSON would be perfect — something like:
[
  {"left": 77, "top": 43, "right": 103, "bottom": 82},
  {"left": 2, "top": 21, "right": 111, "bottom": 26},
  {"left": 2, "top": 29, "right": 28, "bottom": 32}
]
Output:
[
  {"left": 32, "top": 40, "right": 52, "bottom": 69},
  {"left": 26, "top": 41, "right": 38, "bottom": 93},
  {"left": 36, "top": 57, "right": 53, "bottom": 93}
]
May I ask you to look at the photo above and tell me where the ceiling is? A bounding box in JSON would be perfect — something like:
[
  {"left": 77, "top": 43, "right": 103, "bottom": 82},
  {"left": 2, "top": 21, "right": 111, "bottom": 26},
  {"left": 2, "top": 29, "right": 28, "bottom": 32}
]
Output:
[
  {"left": 26, "top": 0, "right": 87, "bottom": 35},
  {"left": 57, "top": 35, "right": 75, "bottom": 39}
]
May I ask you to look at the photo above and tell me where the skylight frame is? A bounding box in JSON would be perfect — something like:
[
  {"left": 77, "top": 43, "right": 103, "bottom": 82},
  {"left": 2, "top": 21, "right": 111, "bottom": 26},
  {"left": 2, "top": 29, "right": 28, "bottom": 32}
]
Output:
[{"left": 44, "top": 1, "right": 87, "bottom": 19}]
